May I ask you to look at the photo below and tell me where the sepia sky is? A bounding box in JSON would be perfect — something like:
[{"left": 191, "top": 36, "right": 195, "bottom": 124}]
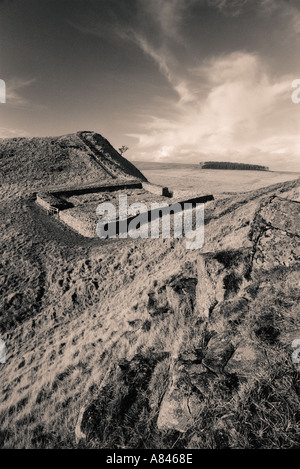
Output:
[{"left": 0, "top": 0, "right": 299, "bottom": 170}]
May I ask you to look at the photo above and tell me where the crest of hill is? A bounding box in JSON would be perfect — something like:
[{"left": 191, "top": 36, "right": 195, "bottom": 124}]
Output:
[{"left": 0, "top": 131, "right": 147, "bottom": 192}]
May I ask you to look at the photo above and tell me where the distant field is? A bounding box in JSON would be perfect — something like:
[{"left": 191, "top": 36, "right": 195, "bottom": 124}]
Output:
[{"left": 134, "top": 161, "right": 300, "bottom": 194}]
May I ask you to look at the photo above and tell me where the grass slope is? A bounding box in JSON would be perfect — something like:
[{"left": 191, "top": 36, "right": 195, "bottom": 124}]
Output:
[
  {"left": 0, "top": 132, "right": 146, "bottom": 201},
  {"left": 0, "top": 136, "right": 299, "bottom": 448}
]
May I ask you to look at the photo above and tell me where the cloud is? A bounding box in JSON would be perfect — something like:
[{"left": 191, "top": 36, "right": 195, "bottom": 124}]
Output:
[
  {"left": 73, "top": 0, "right": 300, "bottom": 170},
  {"left": 129, "top": 31, "right": 194, "bottom": 104},
  {"left": 5, "top": 77, "right": 35, "bottom": 107},
  {"left": 0, "top": 127, "right": 29, "bottom": 138},
  {"left": 208, "top": 0, "right": 250, "bottom": 17},
  {"left": 141, "top": 0, "right": 194, "bottom": 40},
  {"left": 129, "top": 51, "right": 300, "bottom": 170},
  {"left": 72, "top": 0, "right": 195, "bottom": 103},
  {"left": 121, "top": 0, "right": 300, "bottom": 170},
  {"left": 110, "top": 0, "right": 196, "bottom": 103},
  {"left": 208, "top": 0, "right": 297, "bottom": 17},
  {"left": 125, "top": 1, "right": 200, "bottom": 104}
]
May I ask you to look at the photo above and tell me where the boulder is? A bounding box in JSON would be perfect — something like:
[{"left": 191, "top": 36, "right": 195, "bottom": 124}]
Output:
[
  {"left": 157, "top": 361, "right": 203, "bottom": 432},
  {"left": 202, "top": 336, "right": 235, "bottom": 375},
  {"left": 224, "top": 340, "right": 266, "bottom": 381},
  {"left": 210, "top": 297, "right": 249, "bottom": 326}
]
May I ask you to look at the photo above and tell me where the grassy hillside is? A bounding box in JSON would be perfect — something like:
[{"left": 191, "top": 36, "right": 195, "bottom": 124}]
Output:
[
  {"left": 0, "top": 136, "right": 299, "bottom": 449},
  {"left": 0, "top": 132, "right": 146, "bottom": 201}
]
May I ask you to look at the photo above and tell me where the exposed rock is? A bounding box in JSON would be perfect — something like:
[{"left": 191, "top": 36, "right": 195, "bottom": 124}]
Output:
[
  {"left": 75, "top": 403, "right": 89, "bottom": 443},
  {"left": 196, "top": 250, "right": 251, "bottom": 318},
  {"left": 147, "top": 276, "right": 197, "bottom": 318},
  {"left": 75, "top": 397, "right": 109, "bottom": 444},
  {"left": 202, "top": 336, "right": 235, "bottom": 375},
  {"left": 158, "top": 195, "right": 300, "bottom": 435},
  {"left": 259, "top": 197, "right": 300, "bottom": 235},
  {"left": 196, "top": 197, "right": 299, "bottom": 321},
  {"left": 157, "top": 339, "right": 240, "bottom": 432},
  {"left": 0, "top": 339, "right": 6, "bottom": 364},
  {"left": 157, "top": 385, "right": 201, "bottom": 433},
  {"left": 210, "top": 297, "right": 249, "bottom": 326},
  {"left": 224, "top": 340, "right": 266, "bottom": 381},
  {"left": 185, "top": 363, "right": 217, "bottom": 394},
  {"left": 252, "top": 229, "right": 299, "bottom": 272},
  {"left": 178, "top": 349, "right": 204, "bottom": 363},
  {"left": 76, "top": 190, "right": 300, "bottom": 439},
  {"left": 147, "top": 289, "right": 171, "bottom": 317},
  {"left": 167, "top": 277, "right": 198, "bottom": 316},
  {"left": 196, "top": 256, "right": 219, "bottom": 318},
  {"left": 157, "top": 359, "right": 203, "bottom": 432}
]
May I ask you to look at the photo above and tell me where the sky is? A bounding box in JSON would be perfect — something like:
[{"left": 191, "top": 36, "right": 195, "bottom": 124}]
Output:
[{"left": 0, "top": 0, "right": 299, "bottom": 171}]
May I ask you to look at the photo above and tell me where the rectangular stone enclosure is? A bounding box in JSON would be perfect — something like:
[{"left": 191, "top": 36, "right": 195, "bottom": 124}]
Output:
[{"left": 36, "top": 181, "right": 213, "bottom": 238}]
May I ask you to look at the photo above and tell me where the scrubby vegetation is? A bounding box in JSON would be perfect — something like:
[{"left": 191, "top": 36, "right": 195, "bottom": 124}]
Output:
[{"left": 199, "top": 162, "right": 269, "bottom": 171}]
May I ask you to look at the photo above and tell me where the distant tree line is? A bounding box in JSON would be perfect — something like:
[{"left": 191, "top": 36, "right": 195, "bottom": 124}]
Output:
[{"left": 199, "top": 161, "right": 269, "bottom": 171}]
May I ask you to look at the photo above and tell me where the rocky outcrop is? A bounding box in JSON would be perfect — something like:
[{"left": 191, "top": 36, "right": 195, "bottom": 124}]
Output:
[
  {"left": 195, "top": 196, "right": 299, "bottom": 321},
  {"left": 196, "top": 249, "right": 252, "bottom": 318},
  {"left": 157, "top": 336, "right": 240, "bottom": 432},
  {"left": 75, "top": 195, "right": 300, "bottom": 440},
  {"left": 224, "top": 339, "right": 265, "bottom": 380},
  {"left": 157, "top": 196, "right": 300, "bottom": 432},
  {"left": 259, "top": 197, "right": 299, "bottom": 234},
  {"left": 147, "top": 276, "right": 198, "bottom": 318}
]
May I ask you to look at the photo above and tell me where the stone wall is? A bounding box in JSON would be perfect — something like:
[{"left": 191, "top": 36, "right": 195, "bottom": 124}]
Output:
[
  {"left": 142, "top": 182, "right": 172, "bottom": 197},
  {"left": 36, "top": 193, "right": 71, "bottom": 210},
  {"left": 59, "top": 211, "right": 97, "bottom": 238},
  {"left": 37, "top": 183, "right": 213, "bottom": 239},
  {"left": 54, "top": 180, "right": 142, "bottom": 197},
  {"left": 36, "top": 195, "right": 52, "bottom": 211}
]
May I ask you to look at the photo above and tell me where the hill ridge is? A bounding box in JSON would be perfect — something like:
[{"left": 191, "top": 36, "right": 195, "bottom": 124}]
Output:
[{"left": 0, "top": 131, "right": 146, "bottom": 196}]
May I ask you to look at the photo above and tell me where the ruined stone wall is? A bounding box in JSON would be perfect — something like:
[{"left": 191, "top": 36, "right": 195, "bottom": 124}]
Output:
[
  {"left": 59, "top": 211, "right": 97, "bottom": 238},
  {"left": 36, "top": 195, "right": 52, "bottom": 211},
  {"left": 142, "top": 182, "right": 172, "bottom": 197}
]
